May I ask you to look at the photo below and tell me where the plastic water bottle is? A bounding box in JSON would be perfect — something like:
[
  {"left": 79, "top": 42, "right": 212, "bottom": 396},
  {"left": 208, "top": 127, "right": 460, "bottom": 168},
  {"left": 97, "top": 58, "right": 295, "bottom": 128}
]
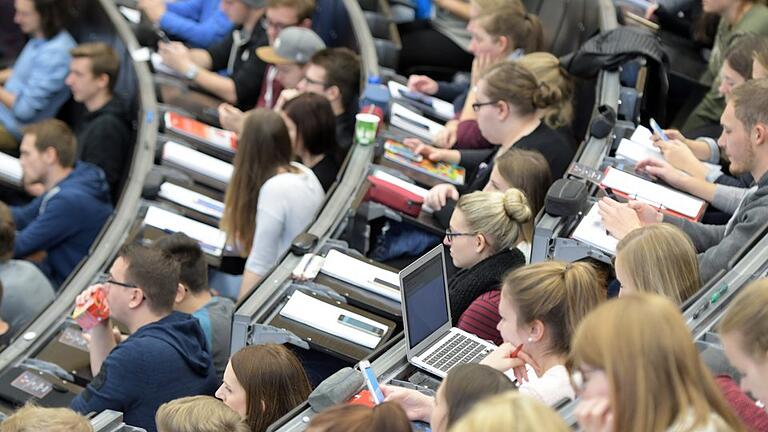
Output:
[{"left": 359, "top": 75, "right": 390, "bottom": 117}]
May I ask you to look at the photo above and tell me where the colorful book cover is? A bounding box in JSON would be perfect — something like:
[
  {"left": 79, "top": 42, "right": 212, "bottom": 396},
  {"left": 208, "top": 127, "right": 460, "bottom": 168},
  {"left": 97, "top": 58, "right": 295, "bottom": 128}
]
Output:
[
  {"left": 165, "top": 112, "right": 237, "bottom": 152},
  {"left": 383, "top": 140, "right": 465, "bottom": 185}
]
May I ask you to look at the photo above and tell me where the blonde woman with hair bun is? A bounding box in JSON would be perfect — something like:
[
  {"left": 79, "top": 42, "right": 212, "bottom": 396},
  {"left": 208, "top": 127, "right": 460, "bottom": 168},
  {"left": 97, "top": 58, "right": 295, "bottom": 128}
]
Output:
[
  {"left": 445, "top": 188, "right": 531, "bottom": 336},
  {"left": 615, "top": 223, "right": 700, "bottom": 305},
  {"left": 448, "top": 391, "right": 570, "bottom": 432},
  {"left": 572, "top": 293, "right": 744, "bottom": 432}
]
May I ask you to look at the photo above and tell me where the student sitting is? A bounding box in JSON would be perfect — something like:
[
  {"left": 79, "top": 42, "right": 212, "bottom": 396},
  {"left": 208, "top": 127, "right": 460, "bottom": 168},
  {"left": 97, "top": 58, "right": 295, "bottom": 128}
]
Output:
[
  {"left": 2, "top": 404, "right": 93, "bottom": 432},
  {"left": 0, "top": 0, "right": 76, "bottom": 151},
  {"left": 138, "top": 0, "right": 233, "bottom": 49},
  {"left": 296, "top": 48, "right": 361, "bottom": 152},
  {"left": 448, "top": 392, "right": 570, "bottom": 432},
  {"left": 154, "top": 232, "right": 234, "bottom": 382},
  {"left": 682, "top": 0, "right": 768, "bottom": 136},
  {"left": 572, "top": 293, "right": 743, "bottom": 432},
  {"left": 0, "top": 202, "right": 54, "bottom": 338},
  {"left": 216, "top": 344, "right": 312, "bottom": 432},
  {"left": 614, "top": 224, "right": 700, "bottom": 305},
  {"left": 382, "top": 363, "right": 515, "bottom": 432},
  {"left": 444, "top": 189, "right": 530, "bottom": 332},
  {"left": 156, "top": 396, "right": 249, "bottom": 432},
  {"left": 480, "top": 261, "right": 606, "bottom": 406},
  {"left": 599, "top": 79, "right": 768, "bottom": 283},
  {"left": 65, "top": 42, "right": 132, "bottom": 202},
  {"left": 305, "top": 402, "right": 411, "bottom": 432},
  {"left": 219, "top": 109, "right": 324, "bottom": 300},
  {"left": 158, "top": 0, "right": 268, "bottom": 111},
  {"left": 282, "top": 93, "right": 340, "bottom": 192},
  {"left": 12, "top": 120, "right": 113, "bottom": 286},
  {"left": 71, "top": 245, "right": 218, "bottom": 432}
]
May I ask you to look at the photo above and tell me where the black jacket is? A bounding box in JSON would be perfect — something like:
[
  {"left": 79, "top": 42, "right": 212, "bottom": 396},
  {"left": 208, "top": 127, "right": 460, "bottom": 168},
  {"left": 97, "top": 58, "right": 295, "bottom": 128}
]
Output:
[
  {"left": 75, "top": 96, "right": 132, "bottom": 202},
  {"left": 448, "top": 248, "right": 525, "bottom": 323}
]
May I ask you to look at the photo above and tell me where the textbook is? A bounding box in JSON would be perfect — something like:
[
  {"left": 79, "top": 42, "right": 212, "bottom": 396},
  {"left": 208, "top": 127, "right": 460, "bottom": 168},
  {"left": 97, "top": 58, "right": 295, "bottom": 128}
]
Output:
[
  {"left": 571, "top": 203, "right": 619, "bottom": 255},
  {"left": 164, "top": 111, "right": 238, "bottom": 153},
  {"left": 387, "top": 81, "right": 455, "bottom": 122},
  {"left": 320, "top": 250, "right": 401, "bottom": 302},
  {"left": 600, "top": 166, "right": 706, "bottom": 221},
  {"left": 382, "top": 140, "right": 465, "bottom": 186},
  {"left": 389, "top": 103, "right": 447, "bottom": 142},
  {"left": 143, "top": 206, "right": 227, "bottom": 256}
]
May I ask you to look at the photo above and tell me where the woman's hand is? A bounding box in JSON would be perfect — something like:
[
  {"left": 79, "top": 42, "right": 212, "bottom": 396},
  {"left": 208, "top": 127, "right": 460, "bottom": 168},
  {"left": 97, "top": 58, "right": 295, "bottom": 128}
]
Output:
[
  {"left": 381, "top": 385, "right": 434, "bottom": 422},
  {"left": 433, "top": 120, "right": 458, "bottom": 149},
  {"left": 407, "top": 75, "right": 439, "bottom": 95},
  {"left": 403, "top": 138, "right": 459, "bottom": 163},
  {"left": 575, "top": 397, "right": 614, "bottom": 432},
  {"left": 480, "top": 342, "right": 541, "bottom": 383},
  {"left": 424, "top": 184, "right": 459, "bottom": 210}
]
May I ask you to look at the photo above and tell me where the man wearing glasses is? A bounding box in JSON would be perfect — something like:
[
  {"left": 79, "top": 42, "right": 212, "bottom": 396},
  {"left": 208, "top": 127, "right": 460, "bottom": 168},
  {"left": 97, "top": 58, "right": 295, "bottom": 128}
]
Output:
[{"left": 70, "top": 245, "right": 218, "bottom": 432}]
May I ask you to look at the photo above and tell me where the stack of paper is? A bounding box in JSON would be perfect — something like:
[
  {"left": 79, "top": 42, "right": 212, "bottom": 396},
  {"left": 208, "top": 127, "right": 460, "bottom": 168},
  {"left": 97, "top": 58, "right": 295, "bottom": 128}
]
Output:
[
  {"left": 0, "top": 152, "right": 22, "bottom": 186},
  {"left": 320, "top": 250, "right": 401, "bottom": 302},
  {"left": 390, "top": 103, "right": 447, "bottom": 142},
  {"left": 387, "top": 81, "right": 455, "bottom": 121},
  {"left": 158, "top": 182, "right": 224, "bottom": 219},
  {"left": 601, "top": 167, "right": 706, "bottom": 220},
  {"left": 571, "top": 204, "right": 619, "bottom": 255},
  {"left": 279, "top": 291, "right": 387, "bottom": 348},
  {"left": 162, "top": 141, "right": 233, "bottom": 185},
  {"left": 144, "top": 206, "right": 227, "bottom": 256}
]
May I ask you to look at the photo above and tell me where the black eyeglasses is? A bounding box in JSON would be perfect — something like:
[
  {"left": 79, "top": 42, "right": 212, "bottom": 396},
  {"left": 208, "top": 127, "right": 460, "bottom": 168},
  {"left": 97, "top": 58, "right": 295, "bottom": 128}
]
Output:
[
  {"left": 97, "top": 272, "right": 137, "bottom": 289},
  {"left": 262, "top": 18, "right": 298, "bottom": 34},
  {"left": 301, "top": 75, "right": 327, "bottom": 87},
  {"left": 471, "top": 100, "right": 499, "bottom": 112},
  {"left": 444, "top": 229, "right": 476, "bottom": 243}
]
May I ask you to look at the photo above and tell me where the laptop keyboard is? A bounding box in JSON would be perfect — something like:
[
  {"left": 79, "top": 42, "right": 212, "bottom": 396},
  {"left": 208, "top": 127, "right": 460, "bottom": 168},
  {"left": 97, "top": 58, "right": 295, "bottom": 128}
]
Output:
[{"left": 422, "top": 333, "right": 492, "bottom": 373}]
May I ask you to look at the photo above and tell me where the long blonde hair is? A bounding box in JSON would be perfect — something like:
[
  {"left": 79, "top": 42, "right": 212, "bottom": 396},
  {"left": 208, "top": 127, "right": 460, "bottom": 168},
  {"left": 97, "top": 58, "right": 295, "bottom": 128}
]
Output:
[
  {"left": 473, "top": 7, "right": 544, "bottom": 54},
  {"left": 572, "top": 293, "right": 745, "bottom": 432},
  {"left": 719, "top": 278, "right": 768, "bottom": 360},
  {"left": 502, "top": 261, "right": 606, "bottom": 357},
  {"left": 517, "top": 52, "right": 574, "bottom": 129},
  {"left": 615, "top": 224, "right": 700, "bottom": 305},
  {"left": 448, "top": 391, "right": 570, "bottom": 432},
  {"left": 457, "top": 188, "right": 531, "bottom": 252},
  {"left": 156, "top": 396, "right": 249, "bottom": 432}
]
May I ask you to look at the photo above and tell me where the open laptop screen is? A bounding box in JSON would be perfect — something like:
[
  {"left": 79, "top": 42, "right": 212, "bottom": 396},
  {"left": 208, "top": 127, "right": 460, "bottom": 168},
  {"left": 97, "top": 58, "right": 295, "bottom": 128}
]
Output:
[{"left": 401, "top": 249, "right": 450, "bottom": 350}]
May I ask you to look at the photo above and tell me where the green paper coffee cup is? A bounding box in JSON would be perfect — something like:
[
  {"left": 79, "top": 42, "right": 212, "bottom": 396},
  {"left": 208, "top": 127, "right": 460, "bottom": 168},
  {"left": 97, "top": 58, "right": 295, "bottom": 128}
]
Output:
[{"left": 354, "top": 113, "right": 380, "bottom": 146}]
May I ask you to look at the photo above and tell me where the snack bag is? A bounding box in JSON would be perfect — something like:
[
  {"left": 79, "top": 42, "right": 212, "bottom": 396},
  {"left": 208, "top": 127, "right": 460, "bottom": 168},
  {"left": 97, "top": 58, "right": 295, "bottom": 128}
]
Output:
[{"left": 73, "top": 286, "right": 110, "bottom": 330}]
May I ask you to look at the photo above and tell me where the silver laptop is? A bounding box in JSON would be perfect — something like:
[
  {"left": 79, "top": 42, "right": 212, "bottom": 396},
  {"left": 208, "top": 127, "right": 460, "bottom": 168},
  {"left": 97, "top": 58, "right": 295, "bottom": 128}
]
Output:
[{"left": 399, "top": 245, "right": 496, "bottom": 378}]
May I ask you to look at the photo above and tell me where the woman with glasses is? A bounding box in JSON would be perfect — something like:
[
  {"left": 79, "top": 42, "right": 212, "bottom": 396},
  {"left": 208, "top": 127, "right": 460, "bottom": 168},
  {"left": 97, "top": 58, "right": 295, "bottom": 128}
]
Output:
[
  {"left": 572, "top": 293, "right": 743, "bottom": 432},
  {"left": 444, "top": 188, "right": 530, "bottom": 337}
]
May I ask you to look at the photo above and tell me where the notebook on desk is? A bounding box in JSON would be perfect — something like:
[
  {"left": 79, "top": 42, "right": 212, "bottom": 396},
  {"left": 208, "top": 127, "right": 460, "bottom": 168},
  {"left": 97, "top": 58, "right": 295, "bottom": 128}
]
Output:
[
  {"left": 387, "top": 81, "right": 455, "bottom": 122},
  {"left": 400, "top": 245, "right": 496, "bottom": 378},
  {"left": 164, "top": 111, "right": 238, "bottom": 154},
  {"left": 161, "top": 141, "right": 233, "bottom": 187},
  {"left": 571, "top": 203, "right": 619, "bottom": 255},
  {"left": 615, "top": 125, "right": 720, "bottom": 172},
  {"left": 382, "top": 140, "right": 465, "bottom": 186},
  {"left": 320, "top": 250, "right": 401, "bottom": 302},
  {"left": 389, "top": 103, "right": 447, "bottom": 142},
  {"left": 143, "top": 206, "right": 227, "bottom": 257},
  {"left": 158, "top": 182, "right": 224, "bottom": 220}
]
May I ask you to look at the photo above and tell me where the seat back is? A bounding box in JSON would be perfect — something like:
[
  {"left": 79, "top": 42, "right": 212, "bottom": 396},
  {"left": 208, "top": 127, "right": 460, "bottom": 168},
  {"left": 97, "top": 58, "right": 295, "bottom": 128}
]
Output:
[{"left": 523, "top": 0, "right": 601, "bottom": 57}]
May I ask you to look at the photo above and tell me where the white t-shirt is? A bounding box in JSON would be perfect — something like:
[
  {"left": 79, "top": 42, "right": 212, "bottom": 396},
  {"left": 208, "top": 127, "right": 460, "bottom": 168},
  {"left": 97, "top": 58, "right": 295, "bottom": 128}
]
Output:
[
  {"left": 506, "top": 365, "right": 575, "bottom": 407},
  {"left": 245, "top": 163, "right": 324, "bottom": 275}
]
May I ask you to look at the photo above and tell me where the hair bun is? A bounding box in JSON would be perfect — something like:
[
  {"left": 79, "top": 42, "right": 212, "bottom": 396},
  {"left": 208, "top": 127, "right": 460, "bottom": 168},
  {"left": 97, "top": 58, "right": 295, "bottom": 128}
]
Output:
[
  {"left": 532, "top": 81, "right": 562, "bottom": 110},
  {"left": 502, "top": 188, "right": 532, "bottom": 223}
]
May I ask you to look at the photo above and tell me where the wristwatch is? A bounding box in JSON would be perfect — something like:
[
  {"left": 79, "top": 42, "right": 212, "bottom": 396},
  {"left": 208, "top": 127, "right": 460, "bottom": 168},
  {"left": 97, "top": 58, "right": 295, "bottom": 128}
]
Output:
[{"left": 185, "top": 64, "right": 199, "bottom": 80}]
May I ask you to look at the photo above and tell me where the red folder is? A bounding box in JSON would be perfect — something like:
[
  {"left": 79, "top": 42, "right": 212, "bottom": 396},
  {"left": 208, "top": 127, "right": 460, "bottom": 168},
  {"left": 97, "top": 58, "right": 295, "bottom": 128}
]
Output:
[{"left": 365, "top": 175, "right": 424, "bottom": 217}]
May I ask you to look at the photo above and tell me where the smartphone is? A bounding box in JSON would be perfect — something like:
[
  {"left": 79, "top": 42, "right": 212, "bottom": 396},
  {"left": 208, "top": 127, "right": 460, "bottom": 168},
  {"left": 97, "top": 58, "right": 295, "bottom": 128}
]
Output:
[
  {"left": 649, "top": 118, "right": 669, "bottom": 141},
  {"left": 338, "top": 314, "right": 385, "bottom": 337},
  {"left": 156, "top": 29, "right": 171, "bottom": 44},
  {"left": 358, "top": 360, "right": 385, "bottom": 405}
]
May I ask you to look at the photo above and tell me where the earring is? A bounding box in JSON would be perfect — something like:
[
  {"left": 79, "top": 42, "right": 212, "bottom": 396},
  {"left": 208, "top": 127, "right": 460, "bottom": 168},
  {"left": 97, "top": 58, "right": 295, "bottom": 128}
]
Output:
[{"left": 527, "top": 337, "right": 533, "bottom": 342}]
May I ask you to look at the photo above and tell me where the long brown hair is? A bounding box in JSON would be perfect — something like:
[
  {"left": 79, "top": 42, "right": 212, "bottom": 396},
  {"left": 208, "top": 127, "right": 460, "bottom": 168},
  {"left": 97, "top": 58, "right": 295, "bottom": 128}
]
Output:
[
  {"left": 440, "top": 364, "right": 515, "bottom": 428},
  {"left": 572, "top": 294, "right": 745, "bottom": 432},
  {"left": 220, "top": 109, "right": 295, "bottom": 253},
  {"left": 306, "top": 402, "right": 411, "bottom": 432},
  {"left": 719, "top": 279, "right": 768, "bottom": 360},
  {"left": 230, "top": 344, "right": 312, "bottom": 432}
]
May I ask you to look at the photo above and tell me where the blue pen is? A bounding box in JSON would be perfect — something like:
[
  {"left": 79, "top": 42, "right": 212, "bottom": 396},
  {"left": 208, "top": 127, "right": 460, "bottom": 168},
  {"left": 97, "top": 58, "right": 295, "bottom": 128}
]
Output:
[{"left": 649, "top": 118, "right": 669, "bottom": 141}]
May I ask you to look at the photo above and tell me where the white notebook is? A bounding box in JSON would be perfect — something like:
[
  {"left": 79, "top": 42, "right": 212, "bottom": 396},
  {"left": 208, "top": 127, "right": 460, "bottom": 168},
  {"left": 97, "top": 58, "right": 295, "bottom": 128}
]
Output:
[
  {"left": 320, "top": 250, "right": 401, "bottom": 302},
  {"left": 572, "top": 204, "right": 619, "bottom": 255},
  {"left": 390, "top": 103, "right": 447, "bottom": 142},
  {"left": 601, "top": 167, "right": 706, "bottom": 220},
  {"left": 158, "top": 182, "right": 224, "bottom": 219},
  {"left": 0, "top": 152, "right": 22, "bottom": 186},
  {"left": 279, "top": 291, "right": 387, "bottom": 348},
  {"left": 616, "top": 125, "right": 720, "bottom": 171},
  {"left": 387, "top": 81, "right": 456, "bottom": 121},
  {"left": 144, "top": 206, "right": 227, "bottom": 256},
  {"left": 162, "top": 141, "right": 233, "bottom": 184}
]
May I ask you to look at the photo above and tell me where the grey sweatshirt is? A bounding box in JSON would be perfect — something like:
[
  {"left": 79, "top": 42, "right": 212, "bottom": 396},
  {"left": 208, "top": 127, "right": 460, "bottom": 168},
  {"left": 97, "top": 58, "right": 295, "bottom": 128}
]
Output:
[{"left": 665, "top": 172, "right": 768, "bottom": 282}]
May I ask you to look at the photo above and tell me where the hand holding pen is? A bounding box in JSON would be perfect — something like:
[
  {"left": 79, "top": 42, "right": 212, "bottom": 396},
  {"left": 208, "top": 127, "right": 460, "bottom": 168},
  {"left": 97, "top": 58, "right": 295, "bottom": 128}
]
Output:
[{"left": 480, "top": 342, "right": 540, "bottom": 382}]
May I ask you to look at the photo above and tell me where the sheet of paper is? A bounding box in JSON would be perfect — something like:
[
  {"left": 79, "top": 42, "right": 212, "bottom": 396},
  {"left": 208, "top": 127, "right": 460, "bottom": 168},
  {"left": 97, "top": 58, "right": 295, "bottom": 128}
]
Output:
[
  {"left": 371, "top": 169, "right": 428, "bottom": 199},
  {"left": 571, "top": 204, "right": 618, "bottom": 255},
  {"left": 158, "top": 182, "right": 224, "bottom": 219},
  {"left": 162, "top": 141, "right": 233, "bottom": 184},
  {"left": 144, "top": 206, "right": 226, "bottom": 256},
  {"left": 118, "top": 5, "right": 141, "bottom": 23},
  {"left": 279, "top": 291, "right": 386, "bottom": 348},
  {"left": 601, "top": 167, "right": 705, "bottom": 219},
  {"left": 387, "top": 81, "right": 456, "bottom": 120},
  {"left": 320, "top": 250, "right": 401, "bottom": 302},
  {"left": 0, "top": 152, "right": 22, "bottom": 186},
  {"left": 390, "top": 103, "right": 446, "bottom": 142}
]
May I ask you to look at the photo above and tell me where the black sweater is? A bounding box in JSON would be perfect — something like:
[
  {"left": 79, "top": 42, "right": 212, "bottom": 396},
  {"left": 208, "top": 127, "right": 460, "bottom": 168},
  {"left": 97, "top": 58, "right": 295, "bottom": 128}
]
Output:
[{"left": 448, "top": 248, "right": 526, "bottom": 323}]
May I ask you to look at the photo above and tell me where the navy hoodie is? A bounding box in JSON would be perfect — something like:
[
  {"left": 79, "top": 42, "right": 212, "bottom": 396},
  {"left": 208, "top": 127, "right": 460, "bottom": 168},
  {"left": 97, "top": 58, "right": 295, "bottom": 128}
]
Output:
[
  {"left": 71, "top": 312, "right": 219, "bottom": 432},
  {"left": 11, "top": 162, "right": 113, "bottom": 286}
]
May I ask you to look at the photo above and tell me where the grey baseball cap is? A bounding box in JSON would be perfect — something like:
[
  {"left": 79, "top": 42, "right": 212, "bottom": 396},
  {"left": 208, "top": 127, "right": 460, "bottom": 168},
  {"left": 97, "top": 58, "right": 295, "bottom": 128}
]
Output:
[
  {"left": 256, "top": 27, "right": 326, "bottom": 65},
  {"left": 240, "top": 0, "right": 265, "bottom": 8}
]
